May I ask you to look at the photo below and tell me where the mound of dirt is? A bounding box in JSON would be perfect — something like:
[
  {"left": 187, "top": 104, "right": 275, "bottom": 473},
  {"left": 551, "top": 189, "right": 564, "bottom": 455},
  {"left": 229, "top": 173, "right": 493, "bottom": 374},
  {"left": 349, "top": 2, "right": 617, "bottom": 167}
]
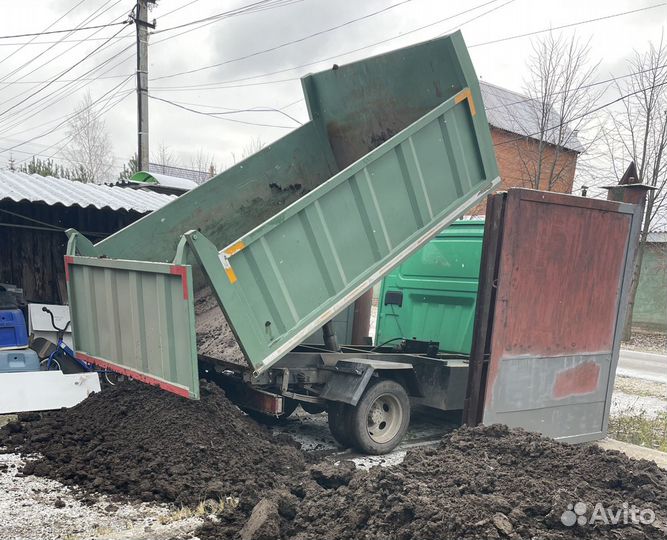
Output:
[
  {"left": 1, "top": 381, "right": 304, "bottom": 509},
  {"left": 205, "top": 425, "right": 667, "bottom": 540},
  {"left": 195, "top": 287, "right": 246, "bottom": 365}
]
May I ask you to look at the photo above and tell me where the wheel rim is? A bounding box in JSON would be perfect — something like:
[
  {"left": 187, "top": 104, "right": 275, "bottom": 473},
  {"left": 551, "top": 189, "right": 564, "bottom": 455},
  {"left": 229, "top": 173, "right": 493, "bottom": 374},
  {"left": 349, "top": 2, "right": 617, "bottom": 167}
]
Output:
[{"left": 366, "top": 393, "right": 403, "bottom": 444}]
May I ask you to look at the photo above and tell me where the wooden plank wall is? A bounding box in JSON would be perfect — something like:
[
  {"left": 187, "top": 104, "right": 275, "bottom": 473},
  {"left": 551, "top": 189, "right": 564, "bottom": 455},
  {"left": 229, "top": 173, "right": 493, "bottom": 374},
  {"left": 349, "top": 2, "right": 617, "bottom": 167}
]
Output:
[{"left": 0, "top": 200, "right": 145, "bottom": 303}]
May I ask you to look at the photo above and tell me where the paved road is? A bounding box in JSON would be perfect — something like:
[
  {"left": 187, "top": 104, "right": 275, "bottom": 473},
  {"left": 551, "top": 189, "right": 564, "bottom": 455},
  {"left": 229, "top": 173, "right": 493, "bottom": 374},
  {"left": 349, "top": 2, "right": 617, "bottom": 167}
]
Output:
[{"left": 617, "top": 349, "right": 667, "bottom": 384}]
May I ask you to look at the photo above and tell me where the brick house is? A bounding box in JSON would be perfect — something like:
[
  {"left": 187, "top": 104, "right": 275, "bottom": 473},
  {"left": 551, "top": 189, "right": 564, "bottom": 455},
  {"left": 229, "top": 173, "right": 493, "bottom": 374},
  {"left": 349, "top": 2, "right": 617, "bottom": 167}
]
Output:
[{"left": 468, "top": 82, "right": 584, "bottom": 215}]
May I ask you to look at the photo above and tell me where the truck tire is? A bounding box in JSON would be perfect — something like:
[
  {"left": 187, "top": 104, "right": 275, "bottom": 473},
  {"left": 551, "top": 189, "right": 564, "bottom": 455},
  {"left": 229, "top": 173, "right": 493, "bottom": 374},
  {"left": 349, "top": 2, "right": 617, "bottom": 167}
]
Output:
[
  {"left": 348, "top": 379, "right": 410, "bottom": 455},
  {"left": 327, "top": 401, "right": 355, "bottom": 448}
]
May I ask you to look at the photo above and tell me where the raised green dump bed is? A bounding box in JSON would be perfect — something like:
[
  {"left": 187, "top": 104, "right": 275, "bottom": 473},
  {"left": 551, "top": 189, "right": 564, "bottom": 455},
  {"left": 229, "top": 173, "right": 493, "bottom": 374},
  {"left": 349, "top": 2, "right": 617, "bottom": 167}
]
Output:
[{"left": 65, "top": 32, "right": 499, "bottom": 398}]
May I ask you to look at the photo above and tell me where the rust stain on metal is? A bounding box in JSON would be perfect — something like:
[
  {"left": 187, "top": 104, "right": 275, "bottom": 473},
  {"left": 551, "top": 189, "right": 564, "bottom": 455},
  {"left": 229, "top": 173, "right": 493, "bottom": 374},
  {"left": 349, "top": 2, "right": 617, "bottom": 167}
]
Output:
[
  {"left": 484, "top": 189, "right": 634, "bottom": 408},
  {"left": 552, "top": 361, "right": 601, "bottom": 399}
]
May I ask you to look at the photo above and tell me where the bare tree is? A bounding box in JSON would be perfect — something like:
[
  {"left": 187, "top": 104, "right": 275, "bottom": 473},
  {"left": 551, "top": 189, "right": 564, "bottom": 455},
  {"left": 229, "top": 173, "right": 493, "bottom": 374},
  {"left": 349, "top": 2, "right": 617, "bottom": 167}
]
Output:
[
  {"left": 188, "top": 147, "right": 218, "bottom": 184},
  {"left": 151, "top": 142, "right": 177, "bottom": 169},
  {"left": 62, "top": 91, "right": 114, "bottom": 183},
  {"left": 603, "top": 36, "right": 667, "bottom": 339},
  {"left": 504, "top": 33, "right": 602, "bottom": 191},
  {"left": 229, "top": 136, "right": 266, "bottom": 165}
]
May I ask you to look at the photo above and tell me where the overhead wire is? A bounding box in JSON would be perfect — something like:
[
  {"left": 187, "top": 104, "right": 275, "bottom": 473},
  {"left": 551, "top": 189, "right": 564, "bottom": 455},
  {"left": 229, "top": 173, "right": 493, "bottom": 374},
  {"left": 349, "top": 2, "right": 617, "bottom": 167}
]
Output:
[
  {"left": 148, "top": 95, "right": 298, "bottom": 128},
  {"left": 38, "top": 87, "right": 135, "bottom": 166},
  {"left": 150, "top": 0, "right": 415, "bottom": 81},
  {"left": 0, "top": 19, "right": 129, "bottom": 40},
  {"left": 483, "top": 62, "right": 667, "bottom": 113},
  {"left": 0, "top": 73, "right": 135, "bottom": 154},
  {"left": 152, "top": 0, "right": 301, "bottom": 34},
  {"left": 147, "top": 0, "right": 513, "bottom": 89},
  {"left": 0, "top": 0, "right": 87, "bottom": 68},
  {"left": 0, "top": 23, "right": 132, "bottom": 120},
  {"left": 150, "top": 1, "right": 667, "bottom": 92},
  {"left": 468, "top": 3, "right": 667, "bottom": 48},
  {"left": 492, "top": 80, "right": 667, "bottom": 148},
  {"left": 150, "top": 0, "right": 305, "bottom": 47},
  {"left": 0, "top": 35, "right": 135, "bottom": 133},
  {"left": 0, "top": 0, "right": 129, "bottom": 90}
]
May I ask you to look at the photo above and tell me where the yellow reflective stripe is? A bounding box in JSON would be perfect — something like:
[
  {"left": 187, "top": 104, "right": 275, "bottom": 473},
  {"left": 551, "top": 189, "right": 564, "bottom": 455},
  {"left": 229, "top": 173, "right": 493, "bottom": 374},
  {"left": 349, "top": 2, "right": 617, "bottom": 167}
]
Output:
[
  {"left": 224, "top": 241, "right": 245, "bottom": 257},
  {"left": 454, "top": 88, "right": 476, "bottom": 116},
  {"left": 225, "top": 266, "right": 238, "bottom": 284}
]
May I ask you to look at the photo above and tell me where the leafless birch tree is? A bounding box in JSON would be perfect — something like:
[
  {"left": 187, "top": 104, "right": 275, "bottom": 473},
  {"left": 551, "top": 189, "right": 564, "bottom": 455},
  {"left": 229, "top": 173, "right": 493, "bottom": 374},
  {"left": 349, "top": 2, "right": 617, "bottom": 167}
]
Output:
[
  {"left": 603, "top": 36, "right": 667, "bottom": 339},
  {"left": 506, "top": 33, "right": 602, "bottom": 191},
  {"left": 63, "top": 91, "right": 114, "bottom": 184}
]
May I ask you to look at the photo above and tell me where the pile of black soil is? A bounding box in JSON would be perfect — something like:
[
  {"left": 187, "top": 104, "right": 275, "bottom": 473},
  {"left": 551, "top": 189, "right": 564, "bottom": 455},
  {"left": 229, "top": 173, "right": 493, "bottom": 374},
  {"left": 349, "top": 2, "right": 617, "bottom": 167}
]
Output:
[
  {"left": 0, "top": 381, "right": 304, "bottom": 510},
  {"left": 195, "top": 286, "right": 246, "bottom": 365},
  {"left": 202, "top": 425, "right": 666, "bottom": 540}
]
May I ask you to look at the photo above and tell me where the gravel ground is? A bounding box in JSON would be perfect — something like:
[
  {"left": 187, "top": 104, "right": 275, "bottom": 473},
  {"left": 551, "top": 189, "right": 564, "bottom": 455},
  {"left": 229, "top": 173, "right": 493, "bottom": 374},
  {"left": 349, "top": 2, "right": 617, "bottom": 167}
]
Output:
[
  {"left": 622, "top": 331, "right": 667, "bottom": 354},
  {"left": 0, "top": 453, "right": 202, "bottom": 540}
]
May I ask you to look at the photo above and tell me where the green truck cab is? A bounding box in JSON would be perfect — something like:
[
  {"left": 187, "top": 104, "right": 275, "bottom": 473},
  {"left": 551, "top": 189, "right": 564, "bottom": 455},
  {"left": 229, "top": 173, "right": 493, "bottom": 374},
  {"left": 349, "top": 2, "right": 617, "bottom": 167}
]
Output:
[{"left": 376, "top": 220, "right": 484, "bottom": 355}]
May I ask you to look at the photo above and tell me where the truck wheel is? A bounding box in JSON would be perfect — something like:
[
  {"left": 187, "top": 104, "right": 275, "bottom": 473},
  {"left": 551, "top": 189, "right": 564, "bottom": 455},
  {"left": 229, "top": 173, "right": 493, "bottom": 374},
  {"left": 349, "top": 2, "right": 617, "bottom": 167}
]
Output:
[
  {"left": 327, "top": 402, "right": 354, "bottom": 448},
  {"left": 348, "top": 379, "right": 410, "bottom": 455}
]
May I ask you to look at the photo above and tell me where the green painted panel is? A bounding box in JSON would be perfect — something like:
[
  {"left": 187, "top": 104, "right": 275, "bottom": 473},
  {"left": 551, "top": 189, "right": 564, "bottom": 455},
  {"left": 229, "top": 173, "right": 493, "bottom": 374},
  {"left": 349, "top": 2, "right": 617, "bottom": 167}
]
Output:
[
  {"left": 633, "top": 243, "right": 667, "bottom": 331},
  {"left": 95, "top": 121, "right": 338, "bottom": 267},
  {"left": 66, "top": 256, "right": 199, "bottom": 398},
  {"left": 213, "top": 89, "right": 499, "bottom": 373},
  {"left": 376, "top": 220, "right": 484, "bottom": 354}
]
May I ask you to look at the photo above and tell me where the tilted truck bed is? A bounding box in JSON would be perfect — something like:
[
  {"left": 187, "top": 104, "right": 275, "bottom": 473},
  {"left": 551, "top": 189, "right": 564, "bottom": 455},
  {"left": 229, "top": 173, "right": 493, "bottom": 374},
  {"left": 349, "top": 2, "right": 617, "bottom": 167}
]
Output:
[{"left": 65, "top": 32, "right": 500, "bottom": 398}]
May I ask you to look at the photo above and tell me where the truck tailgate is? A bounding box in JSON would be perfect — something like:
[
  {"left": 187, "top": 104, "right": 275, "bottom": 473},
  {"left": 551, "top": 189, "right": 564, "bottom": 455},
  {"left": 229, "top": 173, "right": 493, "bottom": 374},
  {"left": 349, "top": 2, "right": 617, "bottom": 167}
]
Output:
[{"left": 65, "top": 255, "right": 199, "bottom": 398}]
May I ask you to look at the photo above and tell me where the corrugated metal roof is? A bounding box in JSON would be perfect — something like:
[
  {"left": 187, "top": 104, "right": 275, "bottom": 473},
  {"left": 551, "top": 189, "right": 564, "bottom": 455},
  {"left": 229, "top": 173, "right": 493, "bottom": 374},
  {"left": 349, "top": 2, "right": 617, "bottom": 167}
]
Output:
[
  {"left": 0, "top": 171, "right": 176, "bottom": 213},
  {"left": 481, "top": 81, "right": 585, "bottom": 153}
]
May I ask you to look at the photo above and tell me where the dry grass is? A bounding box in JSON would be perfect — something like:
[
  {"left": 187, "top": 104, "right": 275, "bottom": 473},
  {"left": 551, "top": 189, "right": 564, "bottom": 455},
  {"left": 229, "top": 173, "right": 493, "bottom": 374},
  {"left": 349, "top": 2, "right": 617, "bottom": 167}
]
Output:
[{"left": 608, "top": 410, "right": 667, "bottom": 452}]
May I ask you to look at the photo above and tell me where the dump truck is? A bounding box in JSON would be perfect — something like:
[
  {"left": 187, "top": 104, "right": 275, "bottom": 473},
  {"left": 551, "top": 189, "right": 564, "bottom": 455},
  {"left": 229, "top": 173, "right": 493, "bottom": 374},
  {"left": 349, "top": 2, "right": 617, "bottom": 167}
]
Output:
[{"left": 63, "top": 32, "right": 644, "bottom": 454}]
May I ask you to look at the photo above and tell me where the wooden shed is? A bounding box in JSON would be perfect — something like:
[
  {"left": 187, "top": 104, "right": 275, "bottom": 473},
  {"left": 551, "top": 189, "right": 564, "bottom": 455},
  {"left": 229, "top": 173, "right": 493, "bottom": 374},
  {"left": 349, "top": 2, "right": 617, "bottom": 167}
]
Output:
[{"left": 0, "top": 171, "right": 175, "bottom": 304}]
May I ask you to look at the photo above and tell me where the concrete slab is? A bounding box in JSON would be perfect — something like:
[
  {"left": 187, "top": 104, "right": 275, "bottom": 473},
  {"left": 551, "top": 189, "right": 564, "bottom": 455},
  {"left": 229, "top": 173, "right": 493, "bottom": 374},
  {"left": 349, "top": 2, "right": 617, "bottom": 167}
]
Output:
[{"left": 596, "top": 437, "right": 667, "bottom": 469}]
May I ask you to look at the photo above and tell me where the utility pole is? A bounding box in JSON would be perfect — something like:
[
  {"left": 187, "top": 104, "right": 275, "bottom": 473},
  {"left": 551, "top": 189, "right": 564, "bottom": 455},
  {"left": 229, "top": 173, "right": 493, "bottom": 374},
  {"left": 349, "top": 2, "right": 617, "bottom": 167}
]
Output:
[{"left": 134, "top": 0, "right": 156, "bottom": 172}]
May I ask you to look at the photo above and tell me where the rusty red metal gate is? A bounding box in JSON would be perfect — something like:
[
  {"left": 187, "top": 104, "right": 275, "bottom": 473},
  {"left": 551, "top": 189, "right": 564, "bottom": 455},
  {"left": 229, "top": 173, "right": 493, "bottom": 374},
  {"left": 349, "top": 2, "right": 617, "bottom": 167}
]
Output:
[{"left": 465, "top": 189, "right": 642, "bottom": 443}]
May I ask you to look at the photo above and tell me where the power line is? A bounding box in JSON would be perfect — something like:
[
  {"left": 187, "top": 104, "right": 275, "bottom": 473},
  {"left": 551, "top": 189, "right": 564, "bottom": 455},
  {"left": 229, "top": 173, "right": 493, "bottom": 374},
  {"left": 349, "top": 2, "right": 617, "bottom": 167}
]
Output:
[
  {"left": 149, "top": 95, "right": 297, "bottom": 128},
  {"left": 151, "top": 0, "right": 415, "bottom": 81},
  {"left": 0, "top": 0, "right": 129, "bottom": 90},
  {"left": 438, "top": 0, "right": 515, "bottom": 37},
  {"left": 0, "top": 35, "right": 133, "bottom": 47},
  {"left": 150, "top": 1, "right": 667, "bottom": 92},
  {"left": 493, "top": 80, "right": 667, "bottom": 148},
  {"left": 0, "top": 0, "right": 87, "bottom": 68},
  {"left": 153, "top": 0, "right": 303, "bottom": 34},
  {"left": 0, "top": 74, "right": 135, "bottom": 154},
  {"left": 150, "top": 0, "right": 305, "bottom": 47},
  {"left": 157, "top": 0, "right": 204, "bottom": 19},
  {"left": 484, "top": 63, "right": 667, "bottom": 113},
  {"left": 152, "top": 96, "right": 304, "bottom": 123},
  {"left": 469, "top": 3, "right": 667, "bottom": 48},
  {"left": 148, "top": 0, "right": 511, "bottom": 88},
  {"left": 37, "top": 87, "right": 134, "bottom": 166},
  {"left": 0, "top": 32, "right": 134, "bottom": 130},
  {"left": 0, "top": 73, "right": 133, "bottom": 84},
  {"left": 0, "top": 20, "right": 130, "bottom": 40}
]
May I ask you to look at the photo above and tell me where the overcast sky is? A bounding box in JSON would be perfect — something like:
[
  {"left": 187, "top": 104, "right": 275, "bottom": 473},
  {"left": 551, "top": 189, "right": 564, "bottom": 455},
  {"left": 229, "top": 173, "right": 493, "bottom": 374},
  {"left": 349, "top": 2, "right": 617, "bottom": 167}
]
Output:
[{"left": 0, "top": 0, "right": 665, "bottom": 182}]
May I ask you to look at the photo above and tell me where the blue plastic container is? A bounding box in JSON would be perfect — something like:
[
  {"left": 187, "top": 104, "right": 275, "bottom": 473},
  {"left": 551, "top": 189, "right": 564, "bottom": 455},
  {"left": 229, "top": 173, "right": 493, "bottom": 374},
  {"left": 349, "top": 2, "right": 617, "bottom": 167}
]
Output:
[
  {"left": 0, "top": 348, "right": 40, "bottom": 372},
  {"left": 0, "top": 309, "right": 29, "bottom": 348}
]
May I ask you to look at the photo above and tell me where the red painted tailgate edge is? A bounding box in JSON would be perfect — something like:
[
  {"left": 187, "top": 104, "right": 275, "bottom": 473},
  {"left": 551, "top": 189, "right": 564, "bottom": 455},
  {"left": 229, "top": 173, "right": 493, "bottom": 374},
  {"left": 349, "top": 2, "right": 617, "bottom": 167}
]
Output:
[{"left": 76, "top": 352, "right": 192, "bottom": 399}]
